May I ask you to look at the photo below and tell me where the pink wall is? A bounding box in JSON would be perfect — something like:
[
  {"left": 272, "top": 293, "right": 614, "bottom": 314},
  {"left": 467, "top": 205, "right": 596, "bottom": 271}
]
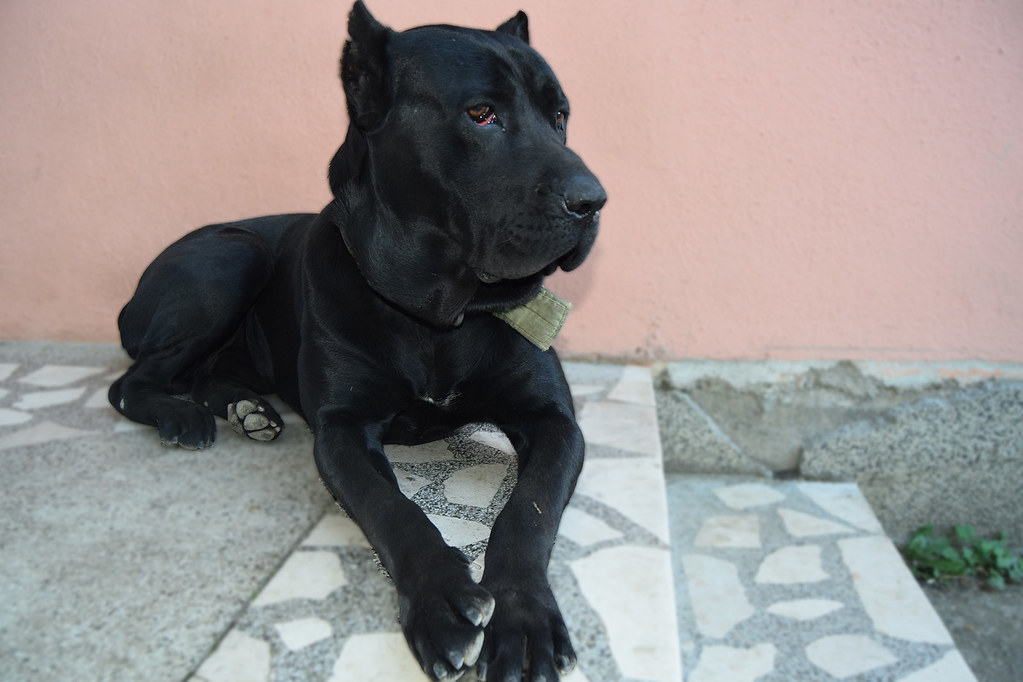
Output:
[{"left": 2, "top": 0, "right": 1021, "bottom": 361}]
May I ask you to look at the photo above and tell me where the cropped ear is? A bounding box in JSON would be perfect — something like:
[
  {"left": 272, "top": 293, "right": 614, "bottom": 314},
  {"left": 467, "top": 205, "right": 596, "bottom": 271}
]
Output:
[
  {"left": 496, "top": 11, "right": 529, "bottom": 45},
  {"left": 341, "top": 1, "right": 393, "bottom": 131}
]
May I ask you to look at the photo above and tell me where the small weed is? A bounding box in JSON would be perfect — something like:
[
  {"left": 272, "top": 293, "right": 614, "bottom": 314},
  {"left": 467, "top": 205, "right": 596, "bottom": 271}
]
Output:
[{"left": 902, "top": 524, "right": 1023, "bottom": 590}]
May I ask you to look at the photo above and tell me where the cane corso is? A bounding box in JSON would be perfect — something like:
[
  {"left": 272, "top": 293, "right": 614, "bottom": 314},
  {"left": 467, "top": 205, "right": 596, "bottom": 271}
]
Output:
[{"left": 109, "top": 2, "right": 605, "bottom": 679}]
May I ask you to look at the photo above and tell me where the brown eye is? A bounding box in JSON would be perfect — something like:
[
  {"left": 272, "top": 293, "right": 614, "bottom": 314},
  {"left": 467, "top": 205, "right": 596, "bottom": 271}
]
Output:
[
  {"left": 556, "top": 111, "right": 567, "bottom": 129},
  {"left": 468, "top": 105, "right": 497, "bottom": 126}
]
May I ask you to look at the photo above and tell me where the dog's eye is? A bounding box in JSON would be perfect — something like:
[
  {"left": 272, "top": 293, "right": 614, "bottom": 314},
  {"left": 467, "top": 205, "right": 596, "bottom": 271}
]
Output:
[
  {"left": 556, "top": 111, "right": 567, "bottom": 130},
  {"left": 468, "top": 105, "right": 497, "bottom": 127}
]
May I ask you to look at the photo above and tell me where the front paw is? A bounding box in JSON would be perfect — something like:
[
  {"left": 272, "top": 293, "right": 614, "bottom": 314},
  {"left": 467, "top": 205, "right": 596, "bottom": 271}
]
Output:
[
  {"left": 400, "top": 549, "right": 496, "bottom": 680},
  {"left": 477, "top": 581, "right": 575, "bottom": 682}
]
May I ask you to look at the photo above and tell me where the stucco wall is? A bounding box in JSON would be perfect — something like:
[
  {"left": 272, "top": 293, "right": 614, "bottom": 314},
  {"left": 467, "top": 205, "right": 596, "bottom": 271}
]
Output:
[{"left": 2, "top": 1, "right": 1021, "bottom": 361}]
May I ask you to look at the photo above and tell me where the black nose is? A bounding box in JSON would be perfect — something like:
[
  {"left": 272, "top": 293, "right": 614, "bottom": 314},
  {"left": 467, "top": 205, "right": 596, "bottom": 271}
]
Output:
[{"left": 562, "top": 175, "right": 607, "bottom": 219}]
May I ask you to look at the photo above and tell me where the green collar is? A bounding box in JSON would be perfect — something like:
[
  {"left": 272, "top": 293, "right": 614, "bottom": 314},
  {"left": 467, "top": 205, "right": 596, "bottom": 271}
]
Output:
[{"left": 492, "top": 287, "right": 572, "bottom": 351}]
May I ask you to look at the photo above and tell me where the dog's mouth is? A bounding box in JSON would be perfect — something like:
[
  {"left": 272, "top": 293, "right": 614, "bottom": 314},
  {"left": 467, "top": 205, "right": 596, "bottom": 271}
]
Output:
[{"left": 474, "top": 260, "right": 561, "bottom": 287}]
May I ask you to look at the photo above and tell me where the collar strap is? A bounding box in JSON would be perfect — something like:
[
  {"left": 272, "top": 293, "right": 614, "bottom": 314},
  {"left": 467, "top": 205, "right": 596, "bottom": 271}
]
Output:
[{"left": 492, "top": 287, "right": 572, "bottom": 351}]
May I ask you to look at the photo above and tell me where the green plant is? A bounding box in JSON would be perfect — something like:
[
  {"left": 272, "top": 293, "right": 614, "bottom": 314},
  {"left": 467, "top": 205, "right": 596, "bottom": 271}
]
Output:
[{"left": 902, "top": 524, "right": 1023, "bottom": 590}]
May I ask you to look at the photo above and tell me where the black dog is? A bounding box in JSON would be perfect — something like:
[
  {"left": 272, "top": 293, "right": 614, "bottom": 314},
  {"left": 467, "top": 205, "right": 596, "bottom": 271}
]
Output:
[{"left": 109, "top": 3, "right": 605, "bottom": 679}]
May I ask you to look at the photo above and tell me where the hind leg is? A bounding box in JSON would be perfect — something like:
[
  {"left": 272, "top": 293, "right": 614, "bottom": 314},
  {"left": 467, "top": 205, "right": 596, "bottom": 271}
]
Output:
[
  {"left": 191, "top": 343, "right": 285, "bottom": 443},
  {"left": 110, "top": 225, "right": 276, "bottom": 449}
]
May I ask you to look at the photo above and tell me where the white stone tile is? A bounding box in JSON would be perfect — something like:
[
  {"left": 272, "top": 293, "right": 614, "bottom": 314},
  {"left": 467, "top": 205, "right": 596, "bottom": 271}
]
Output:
[
  {"left": 606, "top": 365, "right": 656, "bottom": 406},
  {"left": 18, "top": 365, "right": 106, "bottom": 387},
  {"left": 558, "top": 506, "right": 623, "bottom": 546},
  {"left": 0, "top": 408, "right": 32, "bottom": 427},
  {"left": 570, "top": 546, "right": 681, "bottom": 682},
  {"left": 469, "top": 554, "right": 485, "bottom": 582},
  {"left": 690, "top": 643, "right": 776, "bottom": 682},
  {"left": 329, "top": 632, "right": 429, "bottom": 681},
  {"left": 569, "top": 383, "right": 604, "bottom": 399},
  {"left": 798, "top": 482, "right": 884, "bottom": 533},
  {"left": 0, "top": 421, "right": 95, "bottom": 451},
  {"left": 897, "top": 650, "right": 978, "bottom": 682},
  {"left": 0, "top": 363, "right": 18, "bottom": 382},
  {"left": 395, "top": 471, "right": 432, "bottom": 499},
  {"left": 682, "top": 554, "right": 754, "bottom": 638},
  {"left": 713, "top": 483, "right": 785, "bottom": 510},
  {"left": 805, "top": 634, "right": 897, "bottom": 679},
  {"left": 574, "top": 457, "right": 669, "bottom": 544},
  {"left": 443, "top": 463, "right": 508, "bottom": 507},
  {"left": 113, "top": 419, "right": 146, "bottom": 434},
  {"left": 560, "top": 668, "right": 592, "bottom": 682},
  {"left": 427, "top": 514, "right": 491, "bottom": 547},
  {"left": 777, "top": 507, "right": 855, "bottom": 538},
  {"left": 467, "top": 428, "right": 516, "bottom": 455},
  {"left": 385, "top": 440, "right": 452, "bottom": 463},
  {"left": 303, "top": 512, "right": 370, "bottom": 548},
  {"left": 196, "top": 629, "right": 271, "bottom": 682},
  {"left": 839, "top": 535, "right": 954, "bottom": 644},
  {"left": 577, "top": 400, "right": 661, "bottom": 458},
  {"left": 694, "top": 515, "right": 760, "bottom": 548},
  {"left": 13, "top": 387, "right": 87, "bottom": 410},
  {"left": 755, "top": 545, "right": 828, "bottom": 584},
  {"left": 253, "top": 551, "right": 347, "bottom": 606},
  {"left": 84, "top": 387, "right": 112, "bottom": 409},
  {"left": 766, "top": 599, "right": 844, "bottom": 621},
  {"left": 275, "top": 617, "right": 333, "bottom": 651}
]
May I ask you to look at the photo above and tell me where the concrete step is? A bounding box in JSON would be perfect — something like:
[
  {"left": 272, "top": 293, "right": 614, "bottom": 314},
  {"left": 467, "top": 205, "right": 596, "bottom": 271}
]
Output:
[{"left": 0, "top": 343, "right": 978, "bottom": 681}]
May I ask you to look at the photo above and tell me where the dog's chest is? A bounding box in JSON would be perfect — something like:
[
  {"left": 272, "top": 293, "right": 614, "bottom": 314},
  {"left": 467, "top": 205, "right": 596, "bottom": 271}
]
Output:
[{"left": 417, "top": 391, "right": 459, "bottom": 409}]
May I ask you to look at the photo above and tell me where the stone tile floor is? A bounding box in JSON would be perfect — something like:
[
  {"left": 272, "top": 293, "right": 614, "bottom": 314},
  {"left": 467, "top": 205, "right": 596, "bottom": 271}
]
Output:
[{"left": 0, "top": 342, "right": 977, "bottom": 681}]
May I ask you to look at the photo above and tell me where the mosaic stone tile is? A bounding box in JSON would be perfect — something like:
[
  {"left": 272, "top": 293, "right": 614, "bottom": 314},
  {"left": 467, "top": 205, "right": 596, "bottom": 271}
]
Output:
[
  {"left": 466, "top": 428, "right": 515, "bottom": 455},
  {"left": 805, "top": 634, "right": 898, "bottom": 679},
  {"left": 252, "top": 551, "right": 347, "bottom": 606},
  {"left": 84, "top": 387, "right": 111, "bottom": 409},
  {"left": 301, "top": 512, "right": 370, "bottom": 548},
  {"left": 777, "top": 507, "right": 855, "bottom": 537},
  {"left": 0, "top": 407, "right": 32, "bottom": 427},
  {"left": 755, "top": 544, "right": 828, "bottom": 584},
  {"left": 672, "top": 476, "right": 977, "bottom": 680},
  {"left": 797, "top": 481, "right": 885, "bottom": 533},
  {"left": 18, "top": 365, "right": 106, "bottom": 387},
  {"left": 0, "top": 363, "right": 18, "bottom": 382},
  {"left": 569, "top": 546, "right": 681, "bottom": 682},
  {"left": 13, "top": 387, "right": 87, "bottom": 410},
  {"left": 713, "top": 482, "right": 785, "bottom": 510},
  {"left": 426, "top": 514, "right": 491, "bottom": 546},
  {"left": 275, "top": 617, "right": 333, "bottom": 651},
  {"left": 606, "top": 365, "right": 656, "bottom": 406},
  {"left": 690, "top": 643, "right": 776, "bottom": 682},
  {"left": 558, "top": 506, "right": 624, "bottom": 546},
  {"left": 577, "top": 400, "right": 661, "bottom": 457},
  {"left": 694, "top": 514, "right": 761, "bottom": 548},
  {"left": 681, "top": 554, "right": 754, "bottom": 638},
  {"left": 574, "top": 457, "right": 670, "bottom": 543},
  {"left": 329, "top": 633, "right": 427, "bottom": 681},
  {"left": 0, "top": 420, "right": 95, "bottom": 451},
  {"left": 443, "top": 462, "right": 509, "bottom": 507},
  {"left": 839, "top": 535, "right": 954, "bottom": 644},
  {"left": 766, "top": 598, "right": 844, "bottom": 621},
  {"left": 395, "top": 470, "right": 433, "bottom": 498},
  {"left": 196, "top": 629, "right": 271, "bottom": 682},
  {"left": 898, "top": 650, "right": 976, "bottom": 682}
]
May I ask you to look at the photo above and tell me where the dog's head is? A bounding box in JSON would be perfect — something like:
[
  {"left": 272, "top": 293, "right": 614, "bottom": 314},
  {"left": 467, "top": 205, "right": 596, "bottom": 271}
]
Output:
[{"left": 329, "top": 1, "right": 605, "bottom": 328}]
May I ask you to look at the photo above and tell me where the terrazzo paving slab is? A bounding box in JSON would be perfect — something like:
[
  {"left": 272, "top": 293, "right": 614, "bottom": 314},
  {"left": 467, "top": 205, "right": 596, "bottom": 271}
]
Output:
[
  {"left": 0, "top": 342, "right": 681, "bottom": 682},
  {"left": 1, "top": 341, "right": 976, "bottom": 682},
  {"left": 666, "top": 475, "right": 978, "bottom": 681}
]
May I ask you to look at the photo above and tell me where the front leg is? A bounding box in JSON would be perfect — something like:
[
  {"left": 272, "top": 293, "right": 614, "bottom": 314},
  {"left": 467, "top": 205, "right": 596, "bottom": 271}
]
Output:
[
  {"left": 313, "top": 421, "right": 495, "bottom": 680},
  {"left": 479, "top": 407, "right": 584, "bottom": 682}
]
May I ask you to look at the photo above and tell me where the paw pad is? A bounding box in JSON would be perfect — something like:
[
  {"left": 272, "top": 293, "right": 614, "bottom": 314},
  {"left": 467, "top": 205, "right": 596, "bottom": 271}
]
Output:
[{"left": 227, "top": 399, "right": 283, "bottom": 442}]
